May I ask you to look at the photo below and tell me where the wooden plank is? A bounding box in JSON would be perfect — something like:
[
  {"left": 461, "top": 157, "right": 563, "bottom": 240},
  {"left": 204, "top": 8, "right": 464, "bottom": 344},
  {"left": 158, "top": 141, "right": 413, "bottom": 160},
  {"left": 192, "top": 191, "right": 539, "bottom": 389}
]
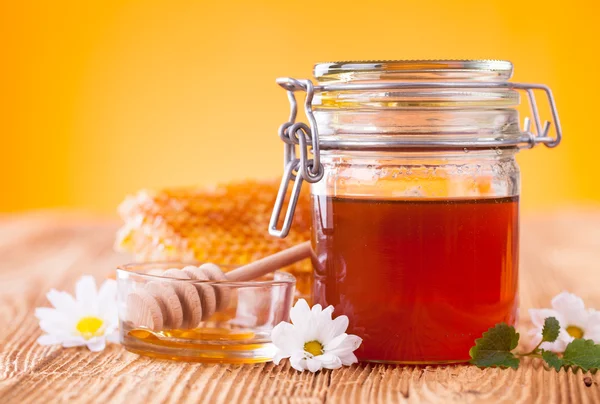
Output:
[{"left": 0, "top": 212, "right": 599, "bottom": 403}]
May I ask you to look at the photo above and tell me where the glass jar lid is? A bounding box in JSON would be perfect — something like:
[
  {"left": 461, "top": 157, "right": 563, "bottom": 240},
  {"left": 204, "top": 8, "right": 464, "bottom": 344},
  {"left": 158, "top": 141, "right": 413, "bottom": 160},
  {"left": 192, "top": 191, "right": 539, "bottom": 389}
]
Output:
[
  {"left": 314, "top": 60, "right": 514, "bottom": 82},
  {"left": 313, "top": 60, "right": 518, "bottom": 108}
]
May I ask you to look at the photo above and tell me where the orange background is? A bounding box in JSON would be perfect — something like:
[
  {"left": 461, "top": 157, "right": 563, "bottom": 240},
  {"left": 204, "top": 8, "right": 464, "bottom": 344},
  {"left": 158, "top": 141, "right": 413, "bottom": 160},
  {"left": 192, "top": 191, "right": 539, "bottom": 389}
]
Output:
[{"left": 2, "top": 0, "right": 598, "bottom": 213}]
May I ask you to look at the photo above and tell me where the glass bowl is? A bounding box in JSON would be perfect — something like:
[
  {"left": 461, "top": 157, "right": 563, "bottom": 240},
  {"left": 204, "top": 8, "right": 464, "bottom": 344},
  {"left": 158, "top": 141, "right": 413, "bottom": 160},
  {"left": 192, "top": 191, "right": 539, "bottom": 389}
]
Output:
[{"left": 117, "top": 262, "right": 295, "bottom": 363}]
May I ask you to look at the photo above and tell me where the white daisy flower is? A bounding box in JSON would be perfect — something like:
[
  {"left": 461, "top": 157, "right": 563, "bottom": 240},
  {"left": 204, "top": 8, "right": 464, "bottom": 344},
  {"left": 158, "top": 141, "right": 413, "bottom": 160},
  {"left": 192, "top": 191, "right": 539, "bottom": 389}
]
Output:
[
  {"left": 271, "top": 299, "right": 362, "bottom": 372},
  {"left": 528, "top": 291, "right": 600, "bottom": 352},
  {"left": 35, "top": 276, "right": 119, "bottom": 352}
]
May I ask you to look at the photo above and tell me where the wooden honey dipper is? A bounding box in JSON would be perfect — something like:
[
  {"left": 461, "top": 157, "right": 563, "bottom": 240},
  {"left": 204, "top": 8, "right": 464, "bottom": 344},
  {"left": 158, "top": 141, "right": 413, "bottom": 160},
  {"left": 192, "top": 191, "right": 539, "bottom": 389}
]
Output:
[{"left": 126, "top": 241, "right": 311, "bottom": 331}]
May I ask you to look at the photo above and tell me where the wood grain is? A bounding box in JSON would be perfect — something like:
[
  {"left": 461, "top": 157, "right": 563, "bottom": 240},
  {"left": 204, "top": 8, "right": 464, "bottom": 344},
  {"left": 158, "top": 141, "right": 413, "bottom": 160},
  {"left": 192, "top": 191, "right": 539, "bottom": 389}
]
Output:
[{"left": 1, "top": 210, "right": 600, "bottom": 403}]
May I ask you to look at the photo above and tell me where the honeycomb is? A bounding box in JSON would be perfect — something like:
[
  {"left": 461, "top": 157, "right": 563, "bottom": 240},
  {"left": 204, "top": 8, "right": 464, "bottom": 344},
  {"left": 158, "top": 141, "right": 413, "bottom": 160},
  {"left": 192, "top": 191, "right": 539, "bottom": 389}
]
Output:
[{"left": 115, "top": 180, "right": 312, "bottom": 295}]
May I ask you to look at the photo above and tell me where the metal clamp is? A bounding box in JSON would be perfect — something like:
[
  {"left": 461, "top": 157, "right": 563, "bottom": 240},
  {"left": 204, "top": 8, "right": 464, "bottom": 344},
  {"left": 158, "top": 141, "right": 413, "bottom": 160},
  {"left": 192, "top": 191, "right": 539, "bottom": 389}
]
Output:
[
  {"left": 268, "top": 78, "right": 324, "bottom": 238},
  {"left": 269, "top": 77, "right": 563, "bottom": 238}
]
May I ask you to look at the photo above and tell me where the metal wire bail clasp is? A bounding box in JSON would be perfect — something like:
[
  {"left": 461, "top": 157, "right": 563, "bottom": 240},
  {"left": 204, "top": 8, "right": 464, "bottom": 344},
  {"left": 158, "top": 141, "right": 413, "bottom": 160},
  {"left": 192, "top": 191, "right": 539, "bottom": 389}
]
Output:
[
  {"left": 513, "top": 83, "right": 562, "bottom": 148},
  {"left": 269, "top": 78, "right": 324, "bottom": 238}
]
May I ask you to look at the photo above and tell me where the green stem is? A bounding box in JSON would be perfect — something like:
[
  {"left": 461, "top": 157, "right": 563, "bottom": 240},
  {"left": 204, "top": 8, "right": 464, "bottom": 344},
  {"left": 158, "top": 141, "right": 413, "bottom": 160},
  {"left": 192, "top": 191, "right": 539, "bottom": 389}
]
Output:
[{"left": 520, "top": 341, "right": 543, "bottom": 356}]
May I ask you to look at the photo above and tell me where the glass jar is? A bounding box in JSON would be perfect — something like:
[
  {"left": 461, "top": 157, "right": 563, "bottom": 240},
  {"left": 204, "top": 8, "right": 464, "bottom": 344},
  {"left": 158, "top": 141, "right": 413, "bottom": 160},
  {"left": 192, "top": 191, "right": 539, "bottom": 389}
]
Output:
[
  {"left": 269, "top": 60, "right": 562, "bottom": 364},
  {"left": 117, "top": 262, "right": 296, "bottom": 363}
]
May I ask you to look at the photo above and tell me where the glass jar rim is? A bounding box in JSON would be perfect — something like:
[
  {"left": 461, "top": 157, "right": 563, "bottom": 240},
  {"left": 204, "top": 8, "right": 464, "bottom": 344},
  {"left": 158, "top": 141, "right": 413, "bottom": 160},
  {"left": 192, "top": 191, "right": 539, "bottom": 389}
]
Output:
[
  {"left": 117, "top": 262, "right": 296, "bottom": 286},
  {"left": 314, "top": 59, "right": 514, "bottom": 82}
]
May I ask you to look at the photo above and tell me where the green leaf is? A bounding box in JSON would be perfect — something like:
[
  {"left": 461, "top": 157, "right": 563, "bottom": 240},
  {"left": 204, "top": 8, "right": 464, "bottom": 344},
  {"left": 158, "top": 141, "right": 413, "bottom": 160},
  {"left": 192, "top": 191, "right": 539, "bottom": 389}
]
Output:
[
  {"left": 469, "top": 323, "right": 520, "bottom": 369},
  {"left": 562, "top": 339, "right": 600, "bottom": 372},
  {"left": 541, "top": 317, "right": 560, "bottom": 343},
  {"left": 542, "top": 350, "right": 563, "bottom": 371}
]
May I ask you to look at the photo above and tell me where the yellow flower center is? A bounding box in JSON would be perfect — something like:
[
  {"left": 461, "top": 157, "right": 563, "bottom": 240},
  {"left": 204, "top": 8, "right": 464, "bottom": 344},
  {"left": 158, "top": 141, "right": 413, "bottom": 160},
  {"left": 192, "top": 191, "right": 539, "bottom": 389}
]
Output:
[
  {"left": 304, "top": 340, "right": 324, "bottom": 357},
  {"left": 566, "top": 325, "right": 584, "bottom": 339},
  {"left": 76, "top": 316, "right": 104, "bottom": 339}
]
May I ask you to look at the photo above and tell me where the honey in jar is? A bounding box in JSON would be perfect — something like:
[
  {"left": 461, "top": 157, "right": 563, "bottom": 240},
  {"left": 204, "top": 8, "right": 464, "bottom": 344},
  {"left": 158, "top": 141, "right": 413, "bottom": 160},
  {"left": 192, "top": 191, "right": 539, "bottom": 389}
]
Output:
[
  {"left": 270, "top": 60, "right": 562, "bottom": 363},
  {"left": 312, "top": 195, "right": 519, "bottom": 362}
]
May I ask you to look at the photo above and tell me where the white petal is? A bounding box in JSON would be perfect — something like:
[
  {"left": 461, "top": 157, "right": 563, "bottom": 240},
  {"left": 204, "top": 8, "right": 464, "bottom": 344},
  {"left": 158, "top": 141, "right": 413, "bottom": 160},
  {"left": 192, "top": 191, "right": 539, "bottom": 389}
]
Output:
[
  {"left": 101, "top": 307, "right": 119, "bottom": 330},
  {"left": 581, "top": 310, "right": 600, "bottom": 334},
  {"left": 331, "top": 315, "right": 349, "bottom": 336},
  {"left": 36, "top": 307, "right": 70, "bottom": 321},
  {"left": 564, "top": 312, "right": 589, "bottom": 328},
  {"left": 311, "top": 304, "right": 323, "bottom": 315},
  {"left": 308, "top": 307, "right": 334, "bottom": 343},
  {"left": 317, "top": 315, "right": 348, "bottom": 345},
  {"left": 271, "top": 322, "right": 302, "bottom": 354},
  {"left": 289, "top": 351, "right": 308, "bottom": 372},
  {"left": 583, "top": 328, "right": 600, "bottom": 343},
  {"left": 586, "top": 309, "right": 600, "bottom": 323},
  {"left": 306, "top": 358, "right": 323, "bottom": 373},
  {"left": 540, "top": 341, "right": 568, "bottom": 353},
  {"left": 36, "top": 308, "right": 72, "bottom": 333},
  {"left": 290, "top": 299, "right": 311, "bottom": 328},
  {"left": 529, "top": 308, "right": 563, "bottom": 328},
  {"left": 580, "top": 309, "right": 600, "bottom": 341},
  {"left": 583, "top": 327, "right": 600, "bottom": 339},
  {"left": 337, "top": 351, "right": 359, "bottom": 366},
  {"left": 39, "top": 319, "right": 67, "bottom": 335},
  {"left": 272, "top": 350, "right": 290, "bottom": 365},
  {"left": 552, "top": 292, "right": 585, "bottom": 317},
  {"left": 315, "top": 353, "right": 342, "bottom": 370},
  {"left": 315, "top": 324, "right": 334, "bottom": 345},
  {"left": 315, "top": 307, "right": 336, "bottom": 343},
  {"left": 46, "top": 290, "right": 78, "bottom": 316},
  {"left": 86, "top": 337, "right": 106, "bottom": 352},
  {"left": 37, "top": 334, "right": 62, "bottom": 346},
  {"left": 75, "top": 276, "right": 98, "bottom": 312},
  {"left": 62, "top": 337, "right": 86, "bottom": 348},
  {"left": 97, "top": 279, "right": 117, "bottom": 313},
  {"left": 327, "top": 334, "right": 362, "bottom": 356},
  {"left": 105, "top": 330, "right": 120, "bottom": 344},
  {"left": 321, "top": 305, "right": 334, "bottom": 318},
  {"left": 324, "top": 333, "right": 348, "bottom": 352},
  {"left": 102, "top": 322, "right": 119, "bottom": 336},
  {"left": 302, "top": 314, "right": 321, "bottom": 343}
]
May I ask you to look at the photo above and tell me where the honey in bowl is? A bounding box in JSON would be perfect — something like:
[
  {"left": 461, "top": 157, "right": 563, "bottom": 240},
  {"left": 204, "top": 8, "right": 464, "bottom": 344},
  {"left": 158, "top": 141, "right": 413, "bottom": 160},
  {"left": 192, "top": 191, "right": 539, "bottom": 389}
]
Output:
[
  {"left": 124, "top": 327, "right": 270, "bottom": 364},
  {"left": 311, "top": 195, "right": 519, "bottom": 363},
  {"left": 117, "top": 266, "right": 296, "bottom": 363}
]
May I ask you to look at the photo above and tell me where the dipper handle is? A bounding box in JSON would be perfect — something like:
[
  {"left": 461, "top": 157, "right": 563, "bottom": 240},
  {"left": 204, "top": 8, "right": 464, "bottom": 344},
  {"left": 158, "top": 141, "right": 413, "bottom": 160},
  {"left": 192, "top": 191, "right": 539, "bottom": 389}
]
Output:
[{"left": 225, "top": 241, "right": 311, "bottom": 282}]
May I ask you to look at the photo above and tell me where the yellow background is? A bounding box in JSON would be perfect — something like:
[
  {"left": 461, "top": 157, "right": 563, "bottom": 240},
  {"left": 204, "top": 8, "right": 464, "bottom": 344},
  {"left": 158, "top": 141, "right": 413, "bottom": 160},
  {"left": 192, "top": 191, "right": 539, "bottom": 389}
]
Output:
[{"left": 2, "top": 0, "right": 598, "bottom": 213}]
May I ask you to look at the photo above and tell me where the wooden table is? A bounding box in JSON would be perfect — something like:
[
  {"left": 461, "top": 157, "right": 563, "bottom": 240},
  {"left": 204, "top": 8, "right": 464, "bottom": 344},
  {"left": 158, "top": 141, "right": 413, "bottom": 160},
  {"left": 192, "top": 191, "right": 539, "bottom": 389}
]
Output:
[{"left": 1, "top": 211, "right": 599, "bottom": 403}]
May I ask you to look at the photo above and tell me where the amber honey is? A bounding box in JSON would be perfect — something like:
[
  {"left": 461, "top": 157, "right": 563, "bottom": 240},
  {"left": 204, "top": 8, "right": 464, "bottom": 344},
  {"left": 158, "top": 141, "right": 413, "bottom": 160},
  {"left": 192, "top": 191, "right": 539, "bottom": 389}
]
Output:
[
  {"left": 123, "top": 326, "right": 273, "bottom": 363},
  {"left": 311, "top": 195, "right": 519, "bottom": 363}
]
